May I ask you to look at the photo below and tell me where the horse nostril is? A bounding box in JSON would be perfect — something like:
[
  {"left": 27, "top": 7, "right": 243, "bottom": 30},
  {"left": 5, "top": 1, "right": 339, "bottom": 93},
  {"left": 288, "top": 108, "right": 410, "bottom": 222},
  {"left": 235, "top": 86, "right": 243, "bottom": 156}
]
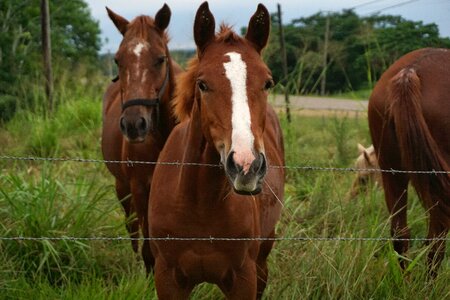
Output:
[
  {"left": 136, "top": 117, "right": 148, "bottom": 132},
  {"left": 257, "top": 153, "right": 267, "bottom": 175},
  {"left": 226, "top": 151, "right": 241, "bottom": 174},
  {"left": 119, "top": 117, "right": 127, "bottom": 133}
]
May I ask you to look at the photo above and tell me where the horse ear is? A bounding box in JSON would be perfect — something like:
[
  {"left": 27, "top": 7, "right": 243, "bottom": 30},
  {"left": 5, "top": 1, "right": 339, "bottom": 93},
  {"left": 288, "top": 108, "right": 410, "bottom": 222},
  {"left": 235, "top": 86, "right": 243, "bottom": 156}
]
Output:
[
  {"left": 155, "top": 3, "right": 171, "bottom": 32},
  {"left": 363, "top": 150, "right": 370, "bottom": 163},
  {"left": 106, "top": 7, "right": 129, "bottom": 35},
  {"left": 357, "top": 143, "right": 365, "bottom": 155},
  {"left": 245, "top": 4, "right": 270, "bottom": 54},
  {"left": 194, "top": 2, "right": 215, "bottom": 55}
]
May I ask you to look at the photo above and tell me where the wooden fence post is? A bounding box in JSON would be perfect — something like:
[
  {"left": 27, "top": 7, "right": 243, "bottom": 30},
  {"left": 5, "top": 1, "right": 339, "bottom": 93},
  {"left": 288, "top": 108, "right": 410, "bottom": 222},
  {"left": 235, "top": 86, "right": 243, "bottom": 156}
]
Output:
[
  {"left": 277, "top": 3, "right": 291, "bottom": 123},
  {"left": 320, "top": 14, "right": 330, "bottom": 96},
  {"left": 41, "top": 0, "right": 53, "bottom": 115}
]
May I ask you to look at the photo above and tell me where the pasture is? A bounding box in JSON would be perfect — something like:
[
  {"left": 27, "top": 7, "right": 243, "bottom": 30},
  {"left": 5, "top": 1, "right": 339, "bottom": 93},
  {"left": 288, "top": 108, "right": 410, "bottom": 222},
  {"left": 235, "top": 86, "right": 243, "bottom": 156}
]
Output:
[{"left": 0, "top": 93, "right": 448, "bottom": 299}]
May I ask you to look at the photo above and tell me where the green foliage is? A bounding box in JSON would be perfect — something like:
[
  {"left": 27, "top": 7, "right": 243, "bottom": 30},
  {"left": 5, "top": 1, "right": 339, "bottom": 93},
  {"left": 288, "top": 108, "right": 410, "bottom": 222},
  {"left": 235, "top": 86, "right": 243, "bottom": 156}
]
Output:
[
  {"left": 265, "top": 9, "right": 450, "bottom": 95},
  {"left": 170, "top": 49, "right": 196, "bottom": 68},
  {"left": 0, "top": 103, "right": 449, "bottom": 298},
  {"left": 0, "top": 94, "right": 17, "bottom": 123},
  {"left": 0, "top": 0, "right": 102, "bottom": 120}
]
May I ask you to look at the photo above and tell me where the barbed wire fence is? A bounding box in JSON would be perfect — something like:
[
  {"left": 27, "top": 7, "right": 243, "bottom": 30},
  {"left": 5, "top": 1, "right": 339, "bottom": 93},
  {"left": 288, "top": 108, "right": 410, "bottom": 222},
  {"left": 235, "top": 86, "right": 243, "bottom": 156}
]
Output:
[
  {"left": 0, "top": 154, "right": 449, "bottom": 243},
  {"left": 1, "top": 155, "right": 449, "bottom": 174}
]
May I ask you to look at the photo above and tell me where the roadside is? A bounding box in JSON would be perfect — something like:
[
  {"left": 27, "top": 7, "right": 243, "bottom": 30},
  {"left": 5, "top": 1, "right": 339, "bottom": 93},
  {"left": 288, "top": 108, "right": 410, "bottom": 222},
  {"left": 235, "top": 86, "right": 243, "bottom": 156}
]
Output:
[{"left": 269, "top": 94, "right": 368, "bottom": 117}]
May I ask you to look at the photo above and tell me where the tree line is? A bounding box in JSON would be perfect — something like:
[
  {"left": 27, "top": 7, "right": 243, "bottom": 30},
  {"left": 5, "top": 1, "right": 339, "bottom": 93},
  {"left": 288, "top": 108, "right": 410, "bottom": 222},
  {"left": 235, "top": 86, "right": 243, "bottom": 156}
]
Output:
[
  {"left": 1, "top": 2, "right": 450, "bottom": 121},
  {"left": 0, "top": 0, "right": 101, "bottom": 121},
  {"left": 263, "top": 9, "right": 450, "bottom": 95}
]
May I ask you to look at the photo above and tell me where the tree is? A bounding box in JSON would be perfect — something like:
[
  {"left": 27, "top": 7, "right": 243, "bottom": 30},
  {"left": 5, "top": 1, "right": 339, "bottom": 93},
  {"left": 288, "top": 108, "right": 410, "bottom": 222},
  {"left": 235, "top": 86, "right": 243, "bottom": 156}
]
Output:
[
  {"left": 0, "top": 0, "right": 101, "bottom": 120},
  {"left": 262, "top": 9, "right": 450, "bottom": 95}
]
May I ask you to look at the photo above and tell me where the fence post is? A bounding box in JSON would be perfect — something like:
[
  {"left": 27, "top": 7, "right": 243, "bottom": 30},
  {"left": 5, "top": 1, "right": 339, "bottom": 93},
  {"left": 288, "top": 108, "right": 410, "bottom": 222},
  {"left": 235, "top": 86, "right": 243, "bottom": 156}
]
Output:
[
  {"left": 277, "top": 3, "right": 291, "bottom": 123},
  {"left": 320, "top": 14, "right": 330, "bottom": 96},
  {"left": 41, "top": 0, "right": 53, "bottom": 115}
]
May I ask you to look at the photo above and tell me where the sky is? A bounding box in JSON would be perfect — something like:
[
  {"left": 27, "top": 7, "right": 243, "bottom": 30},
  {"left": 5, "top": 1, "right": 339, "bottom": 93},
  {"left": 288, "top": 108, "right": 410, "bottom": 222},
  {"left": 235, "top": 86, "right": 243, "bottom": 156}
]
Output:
[{"left": 85, "top": 0, "right": 450, "bottom": 53}]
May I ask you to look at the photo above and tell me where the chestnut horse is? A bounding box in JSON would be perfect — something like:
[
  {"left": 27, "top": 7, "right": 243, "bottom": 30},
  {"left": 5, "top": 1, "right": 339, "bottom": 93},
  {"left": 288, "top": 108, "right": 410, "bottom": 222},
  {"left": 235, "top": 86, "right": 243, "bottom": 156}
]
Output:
[
  {"left": 149, "top": 2, "right": 284, "bottom": 299},
  {"left": 101, "top": 4, "right": 182, "bottom": 273},
  {"left": 368, "top": 48, "right": 450, "bottom": 276}
]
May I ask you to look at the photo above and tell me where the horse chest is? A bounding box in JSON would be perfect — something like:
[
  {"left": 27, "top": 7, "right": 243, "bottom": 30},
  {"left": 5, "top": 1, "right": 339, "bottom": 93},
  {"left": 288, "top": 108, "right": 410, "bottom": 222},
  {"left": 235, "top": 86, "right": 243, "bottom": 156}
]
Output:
[
  {"left": 151, "top": 198, "right": 260, "bottom": 278},
  {"left": 176, "top": 244, "right": 255, "bottom": 283}
]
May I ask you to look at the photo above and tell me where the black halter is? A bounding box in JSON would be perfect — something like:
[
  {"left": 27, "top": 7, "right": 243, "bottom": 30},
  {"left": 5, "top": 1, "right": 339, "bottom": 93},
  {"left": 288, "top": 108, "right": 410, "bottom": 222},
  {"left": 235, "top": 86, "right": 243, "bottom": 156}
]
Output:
[{"left": 119, "top": 60, "right": 170, "bottom": 127}]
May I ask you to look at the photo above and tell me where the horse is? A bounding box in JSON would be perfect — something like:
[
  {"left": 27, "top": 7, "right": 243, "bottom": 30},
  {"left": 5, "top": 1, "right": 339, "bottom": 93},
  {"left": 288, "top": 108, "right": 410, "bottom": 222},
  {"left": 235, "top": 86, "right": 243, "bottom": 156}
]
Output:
[
  {"left": 368, "top": 48, "right": 450, "bottom": 276},
  {"left": 148, "top": 2, "right": 284, "bottom": 298},
  {"left": 101, "top": 4, "right": 182, "bottom": 273},
  {"left": 348, "top": 143, "right": 381, "bottom": 199}
]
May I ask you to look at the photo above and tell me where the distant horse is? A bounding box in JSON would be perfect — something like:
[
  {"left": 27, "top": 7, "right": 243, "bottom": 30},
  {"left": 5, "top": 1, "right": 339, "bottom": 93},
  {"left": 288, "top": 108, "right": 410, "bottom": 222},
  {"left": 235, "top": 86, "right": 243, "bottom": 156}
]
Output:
[
  {"left": 101, "top": 4, "right": 182, "bottom": 273},
  {"left": 149, "top": 2, "right": 284, "bottom": 298},
  {"left": 348, "top": 143, "right": 381, "bottom": 199},
  {"left": 368, "top": 48, "right": 450, "bottom": 276}
]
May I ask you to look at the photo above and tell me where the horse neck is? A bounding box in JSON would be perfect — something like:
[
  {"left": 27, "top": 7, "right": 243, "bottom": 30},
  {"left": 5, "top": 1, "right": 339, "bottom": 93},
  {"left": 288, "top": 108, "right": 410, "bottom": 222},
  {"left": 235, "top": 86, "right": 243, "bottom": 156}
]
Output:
[
  {"left": 157, "top": 54, "right": 177, "bottom": 140},
  {"left": 178, "top": 101, "right": 230, "bottom": 205}
]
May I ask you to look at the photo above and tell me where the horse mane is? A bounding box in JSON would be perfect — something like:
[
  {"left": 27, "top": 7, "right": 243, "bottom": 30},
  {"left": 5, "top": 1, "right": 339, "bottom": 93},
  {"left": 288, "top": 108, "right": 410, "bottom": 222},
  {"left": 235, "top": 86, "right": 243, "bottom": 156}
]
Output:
[
  {"left": 216, "top": 24, "right": 241, "bottom": 44},
  {"left": 127, "top": 15, "right": 169, "bottom": 43},
  {"left": 173, "top": 57, "right": 199, "bottom": 122},
  {"left": 172, "top": 24, "right": 242, "bottom": 122}
]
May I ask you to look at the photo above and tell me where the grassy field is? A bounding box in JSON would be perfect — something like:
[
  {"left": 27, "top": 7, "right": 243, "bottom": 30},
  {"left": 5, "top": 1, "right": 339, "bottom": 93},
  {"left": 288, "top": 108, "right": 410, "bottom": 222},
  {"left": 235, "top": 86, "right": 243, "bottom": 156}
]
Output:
[{"left": 0, "top": 93, "right": 449, "bottom": 299}]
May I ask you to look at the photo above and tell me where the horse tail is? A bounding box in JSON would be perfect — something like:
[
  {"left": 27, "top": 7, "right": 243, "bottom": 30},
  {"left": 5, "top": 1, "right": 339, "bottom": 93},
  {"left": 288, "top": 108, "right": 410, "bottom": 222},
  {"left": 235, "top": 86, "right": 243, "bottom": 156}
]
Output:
[{"left": 390, "top": 67, "right": 450, "bottom": 224}]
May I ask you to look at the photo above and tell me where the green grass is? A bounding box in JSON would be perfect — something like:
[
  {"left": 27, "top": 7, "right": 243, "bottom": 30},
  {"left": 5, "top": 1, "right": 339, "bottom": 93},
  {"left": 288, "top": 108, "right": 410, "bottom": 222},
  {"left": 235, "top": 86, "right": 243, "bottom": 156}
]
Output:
[
  {"left": 329, "top": 89, "right": 372, "bottom": 100},
  {"left": 0, "top": 94, "right": 449, "bottom": 299}
]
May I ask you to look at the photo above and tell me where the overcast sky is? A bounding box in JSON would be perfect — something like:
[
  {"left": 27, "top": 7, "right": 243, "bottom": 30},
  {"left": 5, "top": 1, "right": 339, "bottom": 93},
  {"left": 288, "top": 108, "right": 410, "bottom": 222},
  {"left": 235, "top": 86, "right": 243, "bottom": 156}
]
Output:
[{"left": 85, "top": 0, "right": 450, "bottom": 53}]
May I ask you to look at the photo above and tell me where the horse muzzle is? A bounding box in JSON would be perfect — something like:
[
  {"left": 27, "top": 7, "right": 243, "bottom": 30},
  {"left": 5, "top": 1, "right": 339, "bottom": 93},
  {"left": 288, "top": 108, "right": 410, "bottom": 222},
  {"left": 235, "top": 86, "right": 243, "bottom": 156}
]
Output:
[
  {"left": 224, "top": 151, "right": 267, "bottom": 195},
  {"left": 119, "top": 114, "right": 152, "bottom": 143}
]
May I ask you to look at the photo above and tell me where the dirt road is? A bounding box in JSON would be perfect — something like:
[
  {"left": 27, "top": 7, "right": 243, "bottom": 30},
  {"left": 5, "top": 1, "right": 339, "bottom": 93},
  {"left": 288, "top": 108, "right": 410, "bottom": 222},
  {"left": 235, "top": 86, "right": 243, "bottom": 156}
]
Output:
[{"left": 270, "top": 94, "right": 368, "bottom": 112}]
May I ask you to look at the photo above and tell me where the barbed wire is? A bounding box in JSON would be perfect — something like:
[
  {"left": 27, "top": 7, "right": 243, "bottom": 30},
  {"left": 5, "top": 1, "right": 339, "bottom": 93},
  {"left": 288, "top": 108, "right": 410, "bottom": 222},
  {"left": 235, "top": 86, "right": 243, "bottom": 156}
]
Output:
[
  {"left": 0, "top": 236, "right": 448, "bottom": 242},
  {"left": 1, "top": 155, "right": 449, "bottom": 174}
]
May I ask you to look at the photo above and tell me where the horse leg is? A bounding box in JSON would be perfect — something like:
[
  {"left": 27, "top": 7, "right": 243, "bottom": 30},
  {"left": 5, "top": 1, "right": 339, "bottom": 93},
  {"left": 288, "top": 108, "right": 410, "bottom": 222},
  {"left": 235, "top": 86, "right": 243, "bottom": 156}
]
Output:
[
  {"left": 426, "top": 214, "right": 448, "bottom": 278},
  {"left": 115, "top": 179, "right": 139, "bottom": 253},
  {"left": 154, "top": 259, "right": 193, "bottom": 299},
  {"left": 255, "top": 234, "right": 275, "bottom": 299},
  {"left": 130, "top": 179, "right": 154, "bottom": 274},
  {"left": 382, "top": 172, "right": 410, "bottom": 269},
  {"left": 220, "top": 259, "right": 257, "bottom": 300}
]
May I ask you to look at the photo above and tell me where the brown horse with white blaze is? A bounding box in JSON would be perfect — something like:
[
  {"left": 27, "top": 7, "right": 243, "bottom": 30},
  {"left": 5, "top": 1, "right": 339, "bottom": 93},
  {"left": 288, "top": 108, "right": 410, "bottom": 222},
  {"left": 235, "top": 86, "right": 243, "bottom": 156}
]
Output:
[
  {"left": 149, "top": 2, "right": 284, "bottom": 299},
  {"left": 101, "top": 4, "right": 182, "bottom": 273},
  {"left": 368, "top": 48, "right": 450, "bottom": 276}
]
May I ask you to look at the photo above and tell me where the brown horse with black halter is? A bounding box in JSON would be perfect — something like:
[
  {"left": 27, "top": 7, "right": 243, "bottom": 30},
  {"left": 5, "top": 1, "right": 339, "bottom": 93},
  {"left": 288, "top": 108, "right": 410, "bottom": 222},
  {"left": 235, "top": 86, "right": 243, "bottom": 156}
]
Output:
[
  {"left": 368, "top": 48, "right": 450, "bottom": 276},
  {"left": 101, "top": 4, "right": 182, "bottom": 273},
  {"left": 149, "top": 2, "right": 284, "bottom": 299}
]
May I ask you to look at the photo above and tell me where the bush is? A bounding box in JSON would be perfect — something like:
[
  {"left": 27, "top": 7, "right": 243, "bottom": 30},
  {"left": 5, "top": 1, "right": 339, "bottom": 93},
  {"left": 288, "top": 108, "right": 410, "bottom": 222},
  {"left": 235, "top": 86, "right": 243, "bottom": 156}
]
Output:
[{"left": 0, "top": 94, "right": 17, "bottom": 122}]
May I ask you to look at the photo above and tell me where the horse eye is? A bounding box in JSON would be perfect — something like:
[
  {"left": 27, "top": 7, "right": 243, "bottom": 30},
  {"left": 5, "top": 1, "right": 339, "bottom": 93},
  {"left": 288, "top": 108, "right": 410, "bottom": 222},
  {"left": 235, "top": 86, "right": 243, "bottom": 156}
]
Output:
[
  {"left": 264, "top": 79, "right": 274, "bottom": 90},
  {"left": 197, "top": 80, "right": 208, "bottom": 92},
  {"left": 155, "top": 56, "right": 167, "bottom": 66}
]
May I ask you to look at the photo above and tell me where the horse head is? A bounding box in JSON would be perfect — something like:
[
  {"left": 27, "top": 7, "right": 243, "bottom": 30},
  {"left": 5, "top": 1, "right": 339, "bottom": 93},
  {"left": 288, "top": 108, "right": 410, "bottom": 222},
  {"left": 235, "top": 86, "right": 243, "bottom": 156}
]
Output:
[
  {"left": 192, "top": 2, "right": 273, "bottom": 194},
  {"left": 107, "top": 4, "right": 171, "bottom": 142}
]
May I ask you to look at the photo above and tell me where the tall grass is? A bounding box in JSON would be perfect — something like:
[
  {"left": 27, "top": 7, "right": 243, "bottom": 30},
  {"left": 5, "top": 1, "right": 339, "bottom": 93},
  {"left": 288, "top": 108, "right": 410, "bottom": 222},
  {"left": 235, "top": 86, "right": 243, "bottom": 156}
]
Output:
[{"left": 0, "top": 96, "right": 448, "bottom": 299}]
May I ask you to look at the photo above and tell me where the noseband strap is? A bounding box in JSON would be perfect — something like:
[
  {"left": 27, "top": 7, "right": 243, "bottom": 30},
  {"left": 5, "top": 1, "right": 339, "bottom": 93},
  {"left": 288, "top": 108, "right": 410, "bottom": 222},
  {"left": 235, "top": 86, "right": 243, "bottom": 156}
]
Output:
[
  {"left": 121, "top": 60, "right": 171, "bottom": 127},
  {"left": 121, "top": 98, "right": 159, "bottom": 110}
]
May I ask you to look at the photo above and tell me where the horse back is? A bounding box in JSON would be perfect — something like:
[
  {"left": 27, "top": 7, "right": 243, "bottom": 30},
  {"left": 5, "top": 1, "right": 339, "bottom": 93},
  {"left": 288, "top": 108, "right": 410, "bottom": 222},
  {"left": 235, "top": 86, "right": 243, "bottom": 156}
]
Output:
[{"left": 370, "top": 49, "right": 450, "bottom": 152}]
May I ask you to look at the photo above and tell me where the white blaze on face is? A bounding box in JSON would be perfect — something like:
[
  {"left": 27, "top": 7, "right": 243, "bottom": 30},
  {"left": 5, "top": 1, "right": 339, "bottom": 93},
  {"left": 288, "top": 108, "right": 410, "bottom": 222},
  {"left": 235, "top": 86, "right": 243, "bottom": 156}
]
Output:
[
  {"left": 141, "top": 69, "right": 148, "bottom": 84},
  {"left": 223, "top": 52, "right": 255, "bottom": 174},
  {"left": 133, "top": 42, "right": 145, "bottom": 57},
  {"left": 131, "top": 42, "right": 149, "bottom": 79}
]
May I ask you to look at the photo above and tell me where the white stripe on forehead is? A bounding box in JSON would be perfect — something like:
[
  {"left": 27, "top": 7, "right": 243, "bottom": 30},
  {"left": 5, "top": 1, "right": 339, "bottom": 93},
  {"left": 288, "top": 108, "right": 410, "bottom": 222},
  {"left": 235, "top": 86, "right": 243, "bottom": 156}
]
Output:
[
  {"left": 133, "top": 42, "right": 146, "bottom": 57},
  {"left": 223, "top": 52, "right": 254, "bottom": 155},
  {"left": 131, "top": 42, "right": 149, "bottom": 80}
]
